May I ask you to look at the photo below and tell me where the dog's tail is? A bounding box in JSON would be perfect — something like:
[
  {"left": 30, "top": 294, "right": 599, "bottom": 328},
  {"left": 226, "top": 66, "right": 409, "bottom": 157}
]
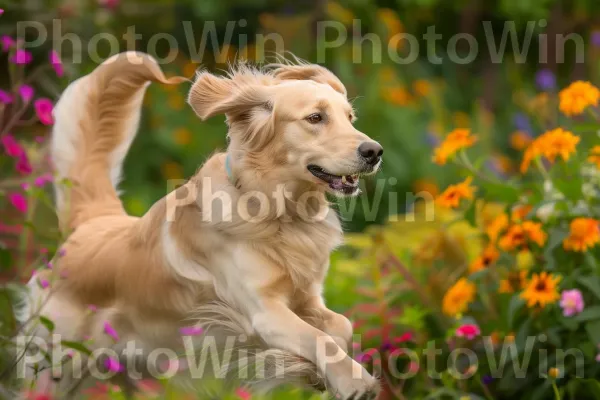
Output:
[{"left": 51, "top": 52, "right": 185, "bottom": 232}]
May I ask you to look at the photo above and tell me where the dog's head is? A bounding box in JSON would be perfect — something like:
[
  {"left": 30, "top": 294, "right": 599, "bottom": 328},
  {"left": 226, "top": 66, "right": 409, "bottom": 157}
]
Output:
[{"left": 188, "top": 62, "right": 382, "bottom": 197}]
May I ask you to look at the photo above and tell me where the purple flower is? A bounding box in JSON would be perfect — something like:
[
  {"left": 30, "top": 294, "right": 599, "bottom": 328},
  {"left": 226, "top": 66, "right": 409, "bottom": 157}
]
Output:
[
  {"left": 513, "top": 113, "right": 532, "bottom": 134},
  {"left": 16, "top": 153, "right": 32, "bottom": 175},
  {"left": 535, "top": 69, "right": 556, "bottom": 91},
  {"left": 179, "top": 325, "right": 204, "bottom": 336},
  {"left": 1, "top": 134, "right": 24, "bottom": 157},
  {"left": 592, "top": 31, "right": 600, "bottom": 48},
  {"left": 19, "top": 84, "right": 34, "bottom": 102},
  {"left": 49, "top": 50, "right": 64, "bottom": 77},
  {"left": 34, "top": 173, "right": 53, "bottom": 187},
  {"left": 103, "top": 321, "right": 119, "bottom": 341},
  {"left": 1, "top": 35, "right": 14, "bottom": 52},
  {"left": 38, "top": 278, "right": 50, "bottom": 289},
  {"left": 560, "top": 289, "right": 584, "bottom": 317},
  {"left": 0, "top": 9, "right": 3, "bottom": 16},
  {"left": 482, "top": 375, "right": 493, "bottom": 385},
  {"left": 104, "top": 357, "right": 124, "bottom": 373},
  {"left": 10, "top": 49, "right": 33, "bottom": 65},
  {"left": 0, "top": 89, "right": 13, "bottom": 104},
  {"left": 9, "top": 193, "right": 28, "bottom": 213}
]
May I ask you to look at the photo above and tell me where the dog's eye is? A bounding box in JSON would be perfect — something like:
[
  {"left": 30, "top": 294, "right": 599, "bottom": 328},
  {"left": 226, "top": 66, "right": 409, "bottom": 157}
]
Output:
[{"left": 305, "top": 113, "right": 323, "bottom": 124}]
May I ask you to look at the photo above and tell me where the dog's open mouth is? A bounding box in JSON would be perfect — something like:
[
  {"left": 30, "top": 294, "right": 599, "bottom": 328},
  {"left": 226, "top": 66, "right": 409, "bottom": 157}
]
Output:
[{"left": 307, "top": 165, "right": 361, "bottom": 195}]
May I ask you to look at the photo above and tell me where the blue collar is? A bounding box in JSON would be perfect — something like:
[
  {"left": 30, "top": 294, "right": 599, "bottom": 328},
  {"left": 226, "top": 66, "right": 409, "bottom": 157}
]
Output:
[{"left": 225, "top": 153, "right": 234, "bottom": 184}]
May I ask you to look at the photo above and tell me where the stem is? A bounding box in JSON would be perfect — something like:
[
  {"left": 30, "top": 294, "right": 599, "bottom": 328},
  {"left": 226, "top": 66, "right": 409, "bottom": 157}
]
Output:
[
  {"left": 552, "top": 381, "right": 561, "bottom": 400},
  {"left": 455, "top": 150, "right": 502, "bottom": 185},
  {"left": 535, "top": 156, "right": 552, "bottom": 183}
]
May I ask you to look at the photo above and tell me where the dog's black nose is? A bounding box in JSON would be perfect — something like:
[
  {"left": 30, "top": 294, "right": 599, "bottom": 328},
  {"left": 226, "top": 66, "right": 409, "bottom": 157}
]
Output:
[{"left": 358, "top": 141, "right": 383, "bottom": 165}]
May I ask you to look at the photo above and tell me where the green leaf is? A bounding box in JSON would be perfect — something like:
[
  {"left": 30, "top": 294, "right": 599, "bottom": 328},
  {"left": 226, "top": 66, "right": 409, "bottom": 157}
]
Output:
[
  {"left": 574, "top": 305, "right": 600, "bottom": 323},
  {"left": 577, "top": 276, "right": 600, "bottom": 300},
  {"left": 586, "top": 320, "right": 600, "bottom": 347},
  {"left": 464, "top": 200, "right": 477, "bottom": 227},
  {"left": 508, "top": 295, "right": 525, "bottom": 329},
  {"left": 61, "top": 340, "right": 92, "bottom": 356},
  {"left": 38, "top": 316, "right": 55, "bottom": 332}
]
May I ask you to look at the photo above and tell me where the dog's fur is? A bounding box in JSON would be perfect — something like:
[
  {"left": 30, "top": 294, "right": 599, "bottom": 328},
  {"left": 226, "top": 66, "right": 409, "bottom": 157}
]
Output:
[{"left": 21, "top": 52, "right": 382, "bottom": 399}]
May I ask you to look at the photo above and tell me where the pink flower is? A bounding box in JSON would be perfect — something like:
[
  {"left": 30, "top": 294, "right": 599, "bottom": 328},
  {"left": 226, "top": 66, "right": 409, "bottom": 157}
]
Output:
[
  {"left": 88, "top": 304, "right": 98, "bottom": 312},
  {"left": 103, "top": 321, "right": 119, "bottom": 341},
  {"left": 235, "top": 388, "right": 252, "bottom": 400},
  {"left": 16, "top": 153, "right": 32, "bottom": 175},
  {"left": 560, "top": 289, "right": 584, "bottom": 317},
  {"left": 104, "top": 357, "right": 124, "bottom": 373},
  {"left": 38, "top": 278, "right": 50, "bottom": 289},
  {"left": 456, "top": 323, "right": 481, "bottom": 340},
  {"left": 98, "top": 0, "right": 120, "bottom": 10},
  {"left": 0, "top": 89, "right": 13, "bottom": 104},
  {"left": 179, "top": 325, "right": 204, "bottom": 336},
  {"left": 8, "top": 193, "right": 27, "bottom": 213},
  {"left": 34, "top": 173, "right": 53, "bottom": 187},
  {"left": 2, "top": 134, "right": 24, "bottom": 157},
  {"left": 393, "top": 331, "right": 414, "bottom": 343},
  {"left": 11, "top": 49, "right": 33, "bottom": 65},
  {"left": 49, "top": 50, "right": 64, "bottom": 77},
  {"left": 0, "top": 10, "right": 4, "bottom": 16},
  {"left": 19, "top": 85, "right": 34, "bottom": 102},
  {"left": 1, "top": 35, "right": 14, "bottom": 52},
  {"left": 34, "top": 98, "right": 54, "bottom": 125}
]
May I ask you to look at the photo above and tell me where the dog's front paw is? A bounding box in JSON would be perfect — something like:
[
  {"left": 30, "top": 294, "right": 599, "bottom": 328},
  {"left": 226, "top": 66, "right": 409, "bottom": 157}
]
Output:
[{"left": 329, "top": 363, "right": 380, "bottom": 400}]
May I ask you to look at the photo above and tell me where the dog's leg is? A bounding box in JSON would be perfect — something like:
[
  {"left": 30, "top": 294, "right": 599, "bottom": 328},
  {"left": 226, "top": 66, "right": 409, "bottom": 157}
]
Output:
[{"left": 252, "top": 300, "right": 379, "bottom": 400}]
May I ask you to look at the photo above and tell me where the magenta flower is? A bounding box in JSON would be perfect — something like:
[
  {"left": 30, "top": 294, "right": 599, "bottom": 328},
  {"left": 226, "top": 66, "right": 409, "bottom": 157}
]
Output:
[
  {"left": 10, "top": 49, "right": 33, "bottom": 65},
  {"left": 560, "top": 289, "right": 584, "bottom": 317},
  {"left": 104, "top": 357, "right": 124, "bottom": 373},
  {"left": 16, "top": 153, "right": 32, "bottom": 175},
  {"left": 456, "top": 323, "right": 481, "bottom": 340},
  {"left": 49, "top": 50, "right": 64, "bottom": 77},
  {"left": 34, "top": 98, "right": 54, "bottom": 125},
  {"left": 1, "top": 35, "right": 14, "bottom": 52},
  {"left": 179, "top": 325, "right": 204, "bottom": 336},
  {"left": 0, "top": 89, "right": 13, "bottom": 104},
  {"left": 98, "top": 0, "right": 120, "bottom": 10},
  {"left": 235, "top": 388, "right": 252, "bottom": 400},
  {"left": 38, "top": 278, "right": 50, "bottom": 289},
  {"left": 8, "top": 193, "right": 27, "bottom": 213},
  {"left": 88, "top": 304, "right": 98, "bottom": 312},
  {"left": 0, "top": 10, "right": 3, "bottom": 16},
  {"left": 34, "top": 173, "right": 53, "bottom": 187},
  {"left": 103, "top": 321, "right": 119, "bottom": 341},
  {"left": 19, "top": 84, "right": 34, "bottom": 102},
  {"left": 1, "top": 134, "right": 24, "bottom": 157}
]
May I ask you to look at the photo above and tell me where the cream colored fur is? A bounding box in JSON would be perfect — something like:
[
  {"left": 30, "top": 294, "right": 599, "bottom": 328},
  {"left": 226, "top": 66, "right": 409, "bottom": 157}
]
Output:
[{"left": 21, "top": 52, "right": 382, "bottom": 399}]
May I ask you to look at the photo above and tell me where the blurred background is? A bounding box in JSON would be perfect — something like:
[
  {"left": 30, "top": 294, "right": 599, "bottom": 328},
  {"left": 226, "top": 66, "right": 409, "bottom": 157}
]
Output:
[{"left": 1, "top": 0, "right": 600, "bottom": 399}]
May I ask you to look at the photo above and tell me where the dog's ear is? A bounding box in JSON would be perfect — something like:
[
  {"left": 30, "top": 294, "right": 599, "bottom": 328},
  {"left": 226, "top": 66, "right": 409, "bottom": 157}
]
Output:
[
  {"left": 187, "top": 71, "right": 269, "bottom": 120},
  {"left": 271, "top": 64, "right": 347, "bottom": 97}
]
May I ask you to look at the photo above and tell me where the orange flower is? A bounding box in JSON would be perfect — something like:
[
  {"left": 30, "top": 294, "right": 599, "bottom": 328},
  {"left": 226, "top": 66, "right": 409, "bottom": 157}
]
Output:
[
  {"left": 563, "top": 218, "right": 600, "bottom": 252},
  {"left": 469, "top": 245, "right": 500, "bottom": 273},
  {"left": 499, "top": 270, "right": 528, "bottom": 294},
  {"left": 511, "top": 204, "right": 532, "bottom": 222},
  {"left": 413, "top": 179, "right": 439, "bottom": 197},
  {"left": 499, "top": 221, "right": 546, "bottom": 251},
  {"left": 382, "top": 86, "right": 413, "bottom": 106},
  {"left": 521, "top": 272, "right": 561, "bottom": 308},
  {"left": 436, "top": 177, "right": 476, "bottom": 208},
  {"left": 588, "top": 146, "right": 600, "bottom": 168},
  {"left": 520, "top": 128, "right": 580, "bottom": 173},
  {"left": 377, "top": 8, "right": 403, "bottom": 40},
  {"left": 432, "top": 129, "right": 478, "bottom": 165},
  {"left": 413, "top": 79, "right": 431, "bottom": 97},
  {"left": 510, "top": 131, "right": 532, "bottom": 151},
  {"left": 486, "top": 213, "right": 509, "bottom": 243},
  {"left": 442, "top": 278, "right": 476, "bottom": 316},
  {"left": 559, "top": 81, "right": 600, "bottom": 116}
]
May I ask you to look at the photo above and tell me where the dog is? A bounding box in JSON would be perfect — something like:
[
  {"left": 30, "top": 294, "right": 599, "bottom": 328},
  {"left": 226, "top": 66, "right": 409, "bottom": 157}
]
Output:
[{"left": 19, "top": 52, "right": 383, "bottom": 399}]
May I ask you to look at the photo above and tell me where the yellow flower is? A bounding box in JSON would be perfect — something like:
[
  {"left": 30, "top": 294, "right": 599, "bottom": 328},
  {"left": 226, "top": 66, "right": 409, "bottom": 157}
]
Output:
[
  {"left": 499, "top": 270, "right": 527, "bottom": 294},
  {"left": 413, "top": 179, "right": 439, "bottom": 197},
  {"left": 588, "top": 146, "right": 600, "bottom": 168},
  {"left": 469, "top": 245, "right": 500, "bottom": 273},
  {"left": 486, "top": 213, "right": 509, "bottom": 243},
  {"left": 432, "top": 129, "right": 478, "bottom": 165},
  {"left": 548, "top": 367, "right": 560, "bottom": 379},
  {"left": 510, "top": 131, "right": 532, "bottom": 151},
  {"left": 563, "top": 218, "right": 600, "bottom": 252},
  {"left": 173, "top": 127, "right": 192, "bottom": 146},
  {"left": 559, "top": 81, "right": 600, "bottom": 116},
  {"left": 521, "top": 272, "right": 561, "bottom": 308},
  {"left": 327, "top": 2, "right": 354, "bottom": 25},
  {"left": 516, "top": 250, "right": 535, "bottom": 270},
  {"left": 379, "top": 66, "right": 396, "bottom": 83},
  {"left": 377, "top": 8, "right": 403, "bottom": 40},
  {"left": 499, "top": 221, "right": 546, "bottom": 251},
  {"left": 436, "top": 177, "right": 476, "bottom": 209},
  {"left": 182, "top": 61, "right": 199, "bottom": 78},
  {"left": 413, "top": 79, "right": 431, "bottom": 97},
  {"left": 511, "top": 204, "right": 533, "bottom": 222},
  {"left": 520, "top": 128, "right": 580, "bottom": 173},
  {"left": 442, "top": 278, "right": 476, "bottom": 316},
  {"left": 168, "top": 93, "right": 185, "bottom": 110},
  {"left": 161, "top": 161, "right": 184, "bottom": 180},
  {"left": 382, "top": 86, "right": 413, "bottom": 106}
]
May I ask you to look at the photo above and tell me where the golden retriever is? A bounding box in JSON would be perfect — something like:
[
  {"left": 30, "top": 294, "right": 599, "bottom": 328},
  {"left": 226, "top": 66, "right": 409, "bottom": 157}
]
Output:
[{"left": 20, "top": 52, "right": 383, "bottom": 399}]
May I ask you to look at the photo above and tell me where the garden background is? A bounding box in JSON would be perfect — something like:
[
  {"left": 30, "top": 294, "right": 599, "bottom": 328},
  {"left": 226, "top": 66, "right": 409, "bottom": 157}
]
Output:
[{"left": 2, "top": 0, "right": 600, "bottom": 399}]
